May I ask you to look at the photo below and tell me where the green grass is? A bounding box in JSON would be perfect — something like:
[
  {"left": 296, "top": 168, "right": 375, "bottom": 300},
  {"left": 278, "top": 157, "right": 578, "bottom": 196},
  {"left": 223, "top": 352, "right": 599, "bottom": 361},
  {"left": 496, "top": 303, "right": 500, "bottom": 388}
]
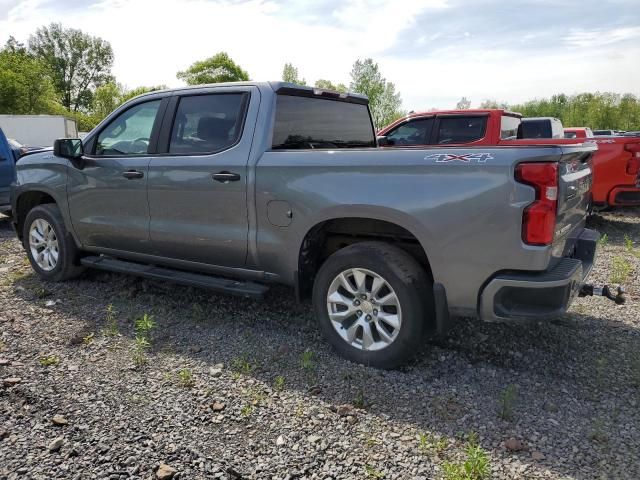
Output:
[
  {"left": 102, "top": 304, "right": 119, "bottom": 336},
  {"left": 132, "top": 313, "right": 156, "bottom": 367},
  {"left": 177, "top": 368, "right": 195, "bottom": 388},
  {"left": 624, "top": 234, "right": 634, "bottom": 252},
  {"left": 301, "top": 350, "right": 316, "bottom": 370},
  {"left": 38, "top": 354, "right": 59, "bottom": 367},
  {"left": 443, "top": 435, "right": 490, "bottom": 480},
  {"left": 364, "top": 465, "right": 384, "bottom": 479},
  {"left": 597, "top": 233, "right": 609, "bottom": 248},
  {"left": 231, "top": 355, "right": 254, "bottom": 377},
  {"left": 273, "top": 375, "right": 285, "bottom": 391},
  {"left": 240, "top": 404, "right": 253, "bottom": 417},
  {"left": 418, "top": 431, "right": 448, "bottom": 454},
  {"left": 610, "top": 256, "right": 633, "bottom": 284}
]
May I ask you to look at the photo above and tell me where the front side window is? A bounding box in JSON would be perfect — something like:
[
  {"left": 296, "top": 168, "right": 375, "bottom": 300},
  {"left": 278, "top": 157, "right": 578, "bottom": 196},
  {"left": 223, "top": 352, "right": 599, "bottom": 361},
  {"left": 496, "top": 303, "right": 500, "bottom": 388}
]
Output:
[
  {"left": 436, "top": 116, "right": 487, "bottom": 144},
  {"left": 96, "top": 100, "right": 161, "bottom": 155},
  {"left": 385, "top": 118, "right": 434, "bottom": 145},
  {"left": 169, "top": 93, "right": 248, "bottom": 154},
  {"left": 500, "top": 115, "right": 520, "bottom": 140},
  {"left": 272, "top": 95, "right": 376, "bottom": 149}
]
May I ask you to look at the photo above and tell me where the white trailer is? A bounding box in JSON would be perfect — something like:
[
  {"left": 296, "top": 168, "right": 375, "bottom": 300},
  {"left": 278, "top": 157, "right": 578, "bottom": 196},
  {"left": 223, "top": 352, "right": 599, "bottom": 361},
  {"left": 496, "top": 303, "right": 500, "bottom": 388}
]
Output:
[{"left": 0, "top": 115, "right": 78, "bottom": 148}]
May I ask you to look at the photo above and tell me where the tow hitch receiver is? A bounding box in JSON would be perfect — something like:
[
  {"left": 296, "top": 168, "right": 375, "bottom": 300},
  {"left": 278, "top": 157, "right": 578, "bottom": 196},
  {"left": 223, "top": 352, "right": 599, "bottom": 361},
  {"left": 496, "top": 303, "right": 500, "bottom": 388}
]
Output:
[{"left": 579, "top": 284, "right": 626, "bottom": 305}]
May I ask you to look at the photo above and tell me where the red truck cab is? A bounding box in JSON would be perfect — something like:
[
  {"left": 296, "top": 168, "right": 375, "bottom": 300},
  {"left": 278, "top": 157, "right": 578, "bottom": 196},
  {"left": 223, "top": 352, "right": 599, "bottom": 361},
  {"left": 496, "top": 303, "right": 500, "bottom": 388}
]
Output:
[{"left": 564, "top": 128, "right": 640, "bottom": 207}]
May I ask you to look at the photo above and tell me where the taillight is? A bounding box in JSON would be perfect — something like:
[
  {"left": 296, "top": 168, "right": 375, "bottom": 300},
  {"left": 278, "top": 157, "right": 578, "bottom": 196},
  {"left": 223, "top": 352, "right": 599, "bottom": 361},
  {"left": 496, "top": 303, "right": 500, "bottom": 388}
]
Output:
[
  {"left": 625, "top": 143, "right": 640, "bottom": 175},
  {"left": 515, "top": 162, "right": 558, "bottom": 246}
]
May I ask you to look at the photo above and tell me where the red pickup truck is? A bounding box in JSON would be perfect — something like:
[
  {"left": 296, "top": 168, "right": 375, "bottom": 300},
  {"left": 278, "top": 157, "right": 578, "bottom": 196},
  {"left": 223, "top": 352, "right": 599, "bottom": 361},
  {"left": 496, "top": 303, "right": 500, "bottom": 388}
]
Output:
[
  {"left": 564, "top": 128, "right": 640, "bottom": 207},
  {"left": 377, "top": 110, "right": 640, "bottom": 208}
]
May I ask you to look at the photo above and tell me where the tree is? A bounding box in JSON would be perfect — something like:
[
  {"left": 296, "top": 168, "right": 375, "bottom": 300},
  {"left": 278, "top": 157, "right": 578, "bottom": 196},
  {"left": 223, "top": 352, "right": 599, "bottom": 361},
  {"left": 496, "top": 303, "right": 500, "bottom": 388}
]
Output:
[
  {"left": 456, "top": 97, "right": 471, "bottom": 109},
  {"left": 119, "top": 85, "right": 167, "bottom": 104},
  {"left": 349, "top": 58, "right": 404, "bottom": 129},
  {"left": 282, "top": 63, "right": 306, "bottom": 85},
  {"left": 479, "top": 99, "right": 509, "bottom": 109},
  {"left": 177, "top": 52, "right": 249, "bottom": 85},
  {"left": 92, "top": 82, "right": 124, "bottom": 120},
  {"left": 314, "top": 79, "right": 347, "bottom": 93},
  {"left": 28, "top": 23, "right": 114, "bottom": 112},
  {"left": 0, "top": 37, "right": 57, "bottom": 114}
]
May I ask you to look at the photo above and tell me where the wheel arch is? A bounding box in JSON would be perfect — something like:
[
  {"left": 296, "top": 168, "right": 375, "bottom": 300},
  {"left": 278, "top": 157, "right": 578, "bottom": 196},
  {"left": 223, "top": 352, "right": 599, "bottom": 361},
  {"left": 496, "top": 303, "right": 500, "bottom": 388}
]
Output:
[{"left": 13, "top": 188, "right": 63, "bottom": 241}]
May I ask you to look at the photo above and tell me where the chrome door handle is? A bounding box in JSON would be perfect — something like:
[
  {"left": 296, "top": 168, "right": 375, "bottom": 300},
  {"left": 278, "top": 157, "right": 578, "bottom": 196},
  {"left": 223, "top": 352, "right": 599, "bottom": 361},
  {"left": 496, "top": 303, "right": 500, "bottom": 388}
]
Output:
[
  {"left": 212, "top": 171, "right": 241, "bottom": 183},
  {"left": 122, "top": 170, "right": 144, "bottom": 179}
]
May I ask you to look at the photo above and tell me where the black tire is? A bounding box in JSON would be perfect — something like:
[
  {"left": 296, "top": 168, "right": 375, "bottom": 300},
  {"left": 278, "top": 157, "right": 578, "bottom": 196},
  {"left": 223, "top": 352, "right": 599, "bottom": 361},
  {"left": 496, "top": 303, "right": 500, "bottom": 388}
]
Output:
[
  {"left": 22, "top": 204, "right": 84, "bottom": 282},
  {"left": 312, "top": 241, "right": 433, "bottom": 369}
]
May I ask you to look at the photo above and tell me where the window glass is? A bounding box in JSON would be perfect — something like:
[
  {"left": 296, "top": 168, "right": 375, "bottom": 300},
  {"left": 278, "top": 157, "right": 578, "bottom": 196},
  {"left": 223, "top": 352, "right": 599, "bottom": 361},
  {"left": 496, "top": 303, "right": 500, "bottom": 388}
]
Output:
[
  {"left": 500, "top": 115, "right": 520, "bottom": 140},
  {"left": 169, "top": 93, "right": 247, "bottom": 154},
  {"left": 385, "top": 118, "right": 434, "bottom": 145},
  {"left": 272, "top": 95, "right": 375, "bottom": 149},
  {"left": 96, "top": 100, "right": 161, "bottom": 155},
  {"left": 436, "top": 116, "right": 486, "bottom": 144},
  {"left": 564, "top": 132, "right": 577, "bottom": 139},
  {"left": 520, "top": 120, "right": 551, "bottom": 139}
]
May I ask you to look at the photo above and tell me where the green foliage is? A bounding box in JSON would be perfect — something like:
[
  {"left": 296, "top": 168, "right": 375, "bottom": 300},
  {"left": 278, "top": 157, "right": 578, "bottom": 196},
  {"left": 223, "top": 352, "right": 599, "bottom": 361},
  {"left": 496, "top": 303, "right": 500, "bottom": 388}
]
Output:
[
  {"left": 364, "top": 465, "right": 385, "bottom": 478},
  {"left": 624, "top": 234, "right": 634, "bottom": 252},
  {"left": 0, "top": 37, "right": 57, "bottom": 114},
  {"left": 29, "top": 23, "right": 114, "bottom": 112},
  {"left": 610, "top": 256, "right": 632, "bottom": 284},
  {"left": 103, "top": 304, "right": 119, "bottom": 336},
  {"left": 132, "top": 313, "right": 155, "bottom": 367},
  {"left": 282, "top": 63, "right": 306, "bottom": 86},
  {"left": 177, "top": 368, "right": 195, "bottom": 388},
  {"left": 499, "top": 384, "right": 518, "bottom": 421},
  {"left": 39, "top": 354, "right": 59, "bottom": 366},
  {"left": 314, "top": 79, "right": 348, "bottom": 93},
  {"left": 300, "top": 350, "right": 315, "bottom": 370},
  {"left": 598, "top": 233, "right": 609, "bottom": 248},
  {"left": 231, "top": 355, "right": 254, "bottom": 376},
  {"left": 273, "top": 375, "right": 285, "bottom": 391},
  {"left": 419, "top": 431, "right": 448, "bottom": 454},
  {"left": 240, "top": 404, "right": 253, "bottom": 416},
  {"left": 443, "top": 434, "right": 490, "bottom": 480},
  {"left": 177, "top": 52, "right": 249, "bottom": 85},
  {"left": 350, "top": 58, "right": 404, "bottom": 129}
]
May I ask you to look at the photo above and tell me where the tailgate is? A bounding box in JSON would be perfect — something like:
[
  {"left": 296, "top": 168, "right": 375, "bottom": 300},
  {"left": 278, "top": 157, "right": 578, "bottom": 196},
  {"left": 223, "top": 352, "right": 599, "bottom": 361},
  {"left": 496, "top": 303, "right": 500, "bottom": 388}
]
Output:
[{"left": 553, "top": 144, "right": 596, "bottom": 255}]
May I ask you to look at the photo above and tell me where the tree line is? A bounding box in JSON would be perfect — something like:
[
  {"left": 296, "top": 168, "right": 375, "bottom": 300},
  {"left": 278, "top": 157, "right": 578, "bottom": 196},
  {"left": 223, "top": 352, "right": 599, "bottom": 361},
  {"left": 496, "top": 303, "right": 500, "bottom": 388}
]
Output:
[{"left": 1, "top": 23, "right": 638, "bottom": 134}]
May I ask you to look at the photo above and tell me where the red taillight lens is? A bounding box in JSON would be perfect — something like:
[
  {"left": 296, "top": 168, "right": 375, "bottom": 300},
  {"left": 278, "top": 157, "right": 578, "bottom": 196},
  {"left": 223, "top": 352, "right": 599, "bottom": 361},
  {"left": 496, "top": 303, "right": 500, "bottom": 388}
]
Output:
[
  {"left": 625, "top": 143, "right": 640, "bottom": 175},
  {"left": 516, "top": 162, "right": 559, "bottom": 246}
]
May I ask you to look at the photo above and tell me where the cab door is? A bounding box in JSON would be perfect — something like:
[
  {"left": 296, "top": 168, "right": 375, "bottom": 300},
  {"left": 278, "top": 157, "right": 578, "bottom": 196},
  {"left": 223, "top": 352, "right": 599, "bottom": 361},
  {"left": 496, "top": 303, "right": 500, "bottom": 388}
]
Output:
[
  {"left": 147, "top": 87, "right": 257, "bottom": 267},
  {"left": 67, "top": 98, "right": 166, "bottom": 253}
]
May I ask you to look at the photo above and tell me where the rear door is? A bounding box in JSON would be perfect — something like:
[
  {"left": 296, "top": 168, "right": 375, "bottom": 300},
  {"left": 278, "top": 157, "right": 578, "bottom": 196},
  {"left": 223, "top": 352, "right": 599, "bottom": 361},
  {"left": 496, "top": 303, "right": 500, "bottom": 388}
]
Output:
[{"left": 147, "top": 86, "right": 257, "bottom": 267}]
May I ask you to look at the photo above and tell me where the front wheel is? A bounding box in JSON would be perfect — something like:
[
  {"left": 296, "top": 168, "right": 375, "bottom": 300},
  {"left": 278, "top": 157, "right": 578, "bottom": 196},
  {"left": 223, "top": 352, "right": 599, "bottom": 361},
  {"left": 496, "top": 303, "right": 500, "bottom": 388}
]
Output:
[
  {"left": 23, "top": 204, "right": 84, "bottom": 282},
  {"left": 312, "top": 242, "right": 433, "bottom": 369}
]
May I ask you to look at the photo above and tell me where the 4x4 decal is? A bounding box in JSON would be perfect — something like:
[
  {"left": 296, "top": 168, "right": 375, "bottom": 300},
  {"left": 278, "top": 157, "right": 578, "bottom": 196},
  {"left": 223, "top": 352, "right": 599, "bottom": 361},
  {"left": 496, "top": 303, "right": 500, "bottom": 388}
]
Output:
[{"left": 424, "top": 152, "right": 494, "bottom": 163}]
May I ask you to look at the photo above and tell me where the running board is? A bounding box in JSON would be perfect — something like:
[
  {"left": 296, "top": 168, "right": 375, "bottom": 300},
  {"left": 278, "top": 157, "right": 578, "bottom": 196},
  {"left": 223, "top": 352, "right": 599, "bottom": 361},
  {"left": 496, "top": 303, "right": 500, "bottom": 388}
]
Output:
[{"left": 80, "top": 256, "right": 269, "bottom": 299}]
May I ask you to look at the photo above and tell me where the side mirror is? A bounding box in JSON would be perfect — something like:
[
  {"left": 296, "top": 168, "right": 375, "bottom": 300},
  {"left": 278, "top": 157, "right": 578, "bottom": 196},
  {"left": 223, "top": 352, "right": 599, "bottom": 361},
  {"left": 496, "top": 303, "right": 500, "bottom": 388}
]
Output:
[
  {"left": 54, "top": 138, "right": 84, "bottom": 159},
  {"left": 377, "top": 136, "right": 390, "bottom": 146}
]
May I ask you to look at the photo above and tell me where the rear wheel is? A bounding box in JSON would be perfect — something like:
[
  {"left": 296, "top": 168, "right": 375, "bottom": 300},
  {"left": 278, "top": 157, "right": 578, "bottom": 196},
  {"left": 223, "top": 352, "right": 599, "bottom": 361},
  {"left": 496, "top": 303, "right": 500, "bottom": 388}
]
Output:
[
  {"left": 23, "top": 204, "right": 84, "bottom": 282},
  {"left": 312, "top": 241, "right": 433, "bottom": 369}
]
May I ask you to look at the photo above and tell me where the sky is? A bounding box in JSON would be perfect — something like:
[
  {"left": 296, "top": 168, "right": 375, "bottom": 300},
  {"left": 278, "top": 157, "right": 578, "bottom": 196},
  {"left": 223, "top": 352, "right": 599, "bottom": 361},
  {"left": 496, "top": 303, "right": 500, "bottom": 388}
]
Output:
[{"left": 1, "top": 0, "right": 639, "bottom": 111}]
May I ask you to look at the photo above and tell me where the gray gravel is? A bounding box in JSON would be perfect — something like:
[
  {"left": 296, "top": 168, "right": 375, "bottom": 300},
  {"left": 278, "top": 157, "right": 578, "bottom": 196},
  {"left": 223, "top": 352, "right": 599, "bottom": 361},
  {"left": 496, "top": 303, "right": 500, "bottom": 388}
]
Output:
[{"left": 1, "top": 208, "right": 639, "bottom": 480}]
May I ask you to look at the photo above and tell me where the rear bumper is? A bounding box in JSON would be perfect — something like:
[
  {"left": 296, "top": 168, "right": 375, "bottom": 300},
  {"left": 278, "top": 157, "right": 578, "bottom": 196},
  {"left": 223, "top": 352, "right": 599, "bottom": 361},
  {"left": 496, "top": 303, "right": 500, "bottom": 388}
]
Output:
[
  {"left": 479, "top": 228, "right": 598, "bottom": 323},
  {"left": 607, "top": 185, "right": 640, "bottom": 206}
]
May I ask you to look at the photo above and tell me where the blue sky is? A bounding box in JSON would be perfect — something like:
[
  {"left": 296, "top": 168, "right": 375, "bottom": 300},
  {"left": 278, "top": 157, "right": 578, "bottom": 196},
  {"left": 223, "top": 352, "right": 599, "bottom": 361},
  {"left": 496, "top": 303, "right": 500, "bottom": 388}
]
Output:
[{"left": 1, "top": 0, "right": 639, "bottom": 110}]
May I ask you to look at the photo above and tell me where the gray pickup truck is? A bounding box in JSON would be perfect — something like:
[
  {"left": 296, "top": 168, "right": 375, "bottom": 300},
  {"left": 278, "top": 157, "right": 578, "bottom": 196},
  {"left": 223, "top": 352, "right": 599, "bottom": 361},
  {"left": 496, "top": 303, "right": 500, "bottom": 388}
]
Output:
[{"left": 11, "top": 82, "right": 612, "bottom": 368}]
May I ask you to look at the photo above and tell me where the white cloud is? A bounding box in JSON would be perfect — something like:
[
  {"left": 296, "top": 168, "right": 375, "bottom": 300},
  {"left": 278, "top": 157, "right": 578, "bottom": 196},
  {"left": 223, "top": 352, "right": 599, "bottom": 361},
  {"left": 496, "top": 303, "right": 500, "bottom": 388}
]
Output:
[{"left": 1, "top": 0, "right": 639, "bottom": 112}]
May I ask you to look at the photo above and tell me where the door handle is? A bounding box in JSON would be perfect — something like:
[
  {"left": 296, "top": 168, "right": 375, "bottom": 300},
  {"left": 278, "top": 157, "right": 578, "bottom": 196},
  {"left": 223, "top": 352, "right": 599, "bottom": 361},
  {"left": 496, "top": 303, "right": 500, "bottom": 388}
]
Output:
[
  {"left": 212, "top": 171, "right": 241, "bottom": 183},
  {"left": 122, "top": 170, "right": 144, "bottom": 179}
]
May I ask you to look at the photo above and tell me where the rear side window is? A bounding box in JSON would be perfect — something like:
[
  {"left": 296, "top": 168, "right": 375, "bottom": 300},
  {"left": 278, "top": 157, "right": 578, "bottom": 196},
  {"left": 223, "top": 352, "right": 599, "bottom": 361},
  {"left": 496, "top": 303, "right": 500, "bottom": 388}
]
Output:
[
  {"left": 436, "top": 116, "right": 486, "bottom": 144},
  {"left": 564, "top": 132, "right": 577, "bottom": 139},
  {"left": 385, "top": 118, "right": 434, "bottom": 146},
  {"left": 169, "top": 93, "right": 248, "bottom": 154},
  {"left": 520, "top": 120, "right": 551, "bottom": 139},
  {"left": 272, "top": 95, "right": 375, "bottom": 149},
  {"left": 500, "top": 115, "right": 520, "bottom": 140}
]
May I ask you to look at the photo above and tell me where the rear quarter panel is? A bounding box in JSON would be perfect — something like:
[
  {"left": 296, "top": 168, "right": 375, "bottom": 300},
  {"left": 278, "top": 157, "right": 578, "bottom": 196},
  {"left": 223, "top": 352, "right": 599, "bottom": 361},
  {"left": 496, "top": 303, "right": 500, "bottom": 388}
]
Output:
[
  {"left": 254, "top": 146, "right": 568, "bottom": 314},
  {"left": 589, "top": 137, "right": 640, "bottom": 204}
]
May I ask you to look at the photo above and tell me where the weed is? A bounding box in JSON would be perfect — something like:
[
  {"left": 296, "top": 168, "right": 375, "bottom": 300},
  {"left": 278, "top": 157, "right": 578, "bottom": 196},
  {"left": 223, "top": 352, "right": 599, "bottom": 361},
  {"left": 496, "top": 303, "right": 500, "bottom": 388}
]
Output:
[
  {"left": 178, "top": 368, "right": 195, "bottom": 388},
  {"left": 135, "top": 313, "right": 156, "bottom": 333},
  {"left": 247, "top": 387, "right": 266, "bottom": 405},
  {"left": 499, "top": 384, "right": 518, "bottom": 421},
  {"left": 443, "top": 440, "right": 490, "bottom": 480},
  {"left": 364, "top": 465, "right": 384, "bottom": 479},
  {"left": 35, "top": 288, "right": 51, "bottom": 299},
  {"left": 624, "top": 234, "right": 634, "bottom": 252},
  {"left": 132, "top": 313, "right": 155, "bottom": 367},
  {"left": 610, "top": 256, "right": 632, "bottom": 284},
  {"left": 82, "top": 332, "right": 95, "bottom": 346},
  {"left": 353, "top": 387, "right": 366, "bottom": 409},
  {"left": 39, "top": 354, "right": 59, "bottom": 367},
  {"left": 273, "top": 375, "right": 285, "bottom": 391},
  {"left": 365, "top": 436, "right": 379, "bottom": 448},
  {"left": 103, "top": 304, "right": 119, "bottom": 336},
  {"left": 231, "top": 355, "right": 254, "bottom": 376},
  {"left": 597, "top": 233, "right": 608, "bottom": 248},
  {"left": 240, "top": 404, "right": 253, "bottom": 417},
  {"left": 301, "top": 350, "right": 316, "bottom": 370},
  {"left": 419, "top": 432, "right": 448, "bottom": 454}
]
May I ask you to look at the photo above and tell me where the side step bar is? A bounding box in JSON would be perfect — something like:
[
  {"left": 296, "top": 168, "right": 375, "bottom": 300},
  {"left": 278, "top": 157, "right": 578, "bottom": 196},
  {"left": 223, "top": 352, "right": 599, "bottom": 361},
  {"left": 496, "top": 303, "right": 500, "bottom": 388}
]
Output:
[{"left": 80, "top": 256, "right": 269, "bottom": 299}]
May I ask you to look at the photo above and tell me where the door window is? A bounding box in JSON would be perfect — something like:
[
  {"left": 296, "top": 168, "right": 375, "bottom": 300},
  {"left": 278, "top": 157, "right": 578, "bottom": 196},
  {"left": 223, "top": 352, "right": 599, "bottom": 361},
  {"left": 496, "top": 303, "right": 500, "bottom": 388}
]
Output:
[
  {"left": 169, "top": 93, "right": 248, "bottom": 154},
  {"left": 385, "top": 118, "right": 434, "bottom": 145},
  {"left": 436, "top": 116, "right": 487, "bottom": 144},
  {"left": 96, "top": 100, "right": 161, "bottom": 155}
]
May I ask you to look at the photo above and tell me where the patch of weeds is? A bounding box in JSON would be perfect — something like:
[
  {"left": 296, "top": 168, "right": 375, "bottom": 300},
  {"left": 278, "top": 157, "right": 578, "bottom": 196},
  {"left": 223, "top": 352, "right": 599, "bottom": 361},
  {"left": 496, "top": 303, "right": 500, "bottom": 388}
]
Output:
[
  {"left": 38, "top": 354, "right": 59, "bottom": 367},
  {"left": 177, "top": 368, "right": 195, "bottom": 388},
  {"left": 231, "top": 355, "right": 254, "bottom": 378},
  {"left": 610, "top": 256, "right": 632, "bottom": 284},
  {"left": 301, "top": 350, "right": 316, "bottom": 370},
  {"left": 597, "top": 233, "right": 608, "bottom": 248},
  {"left": 240, "top": 404, "right": 253, "bottom": 417},
  {"left": 419, "top": 432, "right": 448, "bottom": 455},
  {"left": 363, "top": 465, "right": 384, "bottom": 479},
  {"left": 365, "top": 436, "right": 379, "bottom": 449},
  {"left": 353, "top": 387, "right": 366, "bottom": 409},
  {"left": 443, "top": 435, "right": 490, "bottom": 480},
  {"left": 82, "top": 332, "right": 95, "bottom": 346},
  {"left": 624, "top": 234, "right": 634, "bottom": 252},
  {"left": 35, "top": 287, "right": 51, "bottom": 299},
  {"left": 132, "top": 313, "right": 156, "bottom": 367},
  {"left": 3, "top": 269, "right": 29, "bottom": 286},
  {"left": 499, "top": 384, "right": 518, "bottom": 421},
  {"left": 102, "top": 304, "right": 119, "bottom": 336},
  {"left": 273, "top": 375, "right": 285, "bottom": 392}
]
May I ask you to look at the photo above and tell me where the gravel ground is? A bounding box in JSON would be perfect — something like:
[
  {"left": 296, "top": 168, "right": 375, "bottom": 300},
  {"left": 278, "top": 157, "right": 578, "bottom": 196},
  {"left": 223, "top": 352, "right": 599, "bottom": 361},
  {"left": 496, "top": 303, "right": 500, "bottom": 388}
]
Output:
[{"left": 1, "top": 209, "right": 639, "bottom": 480}]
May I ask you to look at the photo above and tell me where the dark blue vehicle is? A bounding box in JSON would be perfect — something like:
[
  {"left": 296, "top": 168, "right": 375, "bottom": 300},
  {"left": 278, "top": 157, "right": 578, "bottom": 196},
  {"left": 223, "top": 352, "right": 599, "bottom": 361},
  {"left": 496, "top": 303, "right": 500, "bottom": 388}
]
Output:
[{"left": 0, "top": 127, "right": 17, "bottom": 213}]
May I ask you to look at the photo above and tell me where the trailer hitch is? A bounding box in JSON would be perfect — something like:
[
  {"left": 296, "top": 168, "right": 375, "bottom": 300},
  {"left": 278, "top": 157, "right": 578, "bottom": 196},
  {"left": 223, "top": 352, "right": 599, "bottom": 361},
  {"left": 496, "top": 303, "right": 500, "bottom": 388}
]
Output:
[{"left": 579, "top": 284, "right": 626, "bottom": 305}]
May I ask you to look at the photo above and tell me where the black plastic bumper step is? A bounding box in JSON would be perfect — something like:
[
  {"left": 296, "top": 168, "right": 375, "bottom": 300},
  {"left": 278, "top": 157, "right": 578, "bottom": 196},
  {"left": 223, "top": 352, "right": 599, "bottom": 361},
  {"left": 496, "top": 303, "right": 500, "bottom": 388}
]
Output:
[{"left": 80, "top": 256, "right": 268, "bottom": 299}]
